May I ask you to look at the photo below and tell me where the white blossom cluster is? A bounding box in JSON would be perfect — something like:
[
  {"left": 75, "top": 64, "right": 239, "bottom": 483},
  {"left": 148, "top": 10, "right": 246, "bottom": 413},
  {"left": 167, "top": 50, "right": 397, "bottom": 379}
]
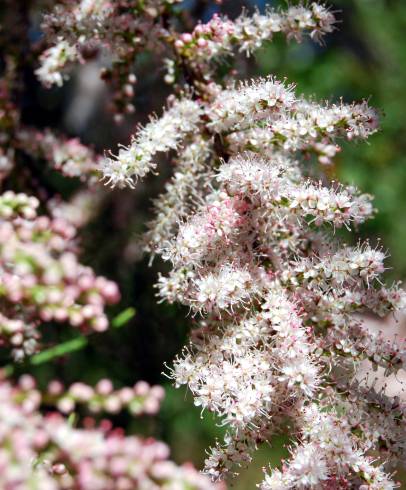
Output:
[
  {"left": 36, "top": 39, "right": 77, "bottom": 87},
  {"left": 101, "top": 99, "right": 202, "bottom": 187},
  {"left": 95, "top": 2, "right": 406, "bottom": 489}
]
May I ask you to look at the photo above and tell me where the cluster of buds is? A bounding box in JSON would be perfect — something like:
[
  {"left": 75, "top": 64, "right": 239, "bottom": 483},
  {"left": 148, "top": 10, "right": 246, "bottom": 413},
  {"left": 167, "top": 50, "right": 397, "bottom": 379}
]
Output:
[
  {"left": 16, "top": 375, "right": 165, "bottom": 417},
  {"left": 0, "top": 191, "right": 120, "bottom": 359},
  {"left": 0, "top": 375, "right": 219, "bottom": 490},
  {"left": 96, "top": 2, "right": 406, "bottom": 489},
  {"left": 45, "top": 378, "right": 165, "bottom": 416}
]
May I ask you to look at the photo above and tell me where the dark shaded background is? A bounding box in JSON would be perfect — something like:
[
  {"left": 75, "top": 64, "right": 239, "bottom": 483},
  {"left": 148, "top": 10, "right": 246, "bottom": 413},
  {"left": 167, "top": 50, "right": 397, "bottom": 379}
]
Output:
[{"left": 1, "top": 0, "right": 406, "bottom": 487}]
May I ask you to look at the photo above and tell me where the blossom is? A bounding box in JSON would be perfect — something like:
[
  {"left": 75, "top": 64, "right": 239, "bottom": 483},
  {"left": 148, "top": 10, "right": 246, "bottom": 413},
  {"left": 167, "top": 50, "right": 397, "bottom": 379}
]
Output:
[
  {"left": 38, "top": 0, "right": 183, "bottom": 115},
  {"left": 174, "top": 4, "right": 335, "bottom": 69},
  {"left": 35, "top": 39, "right": 77, "bottom": 87},
  {"left": 227, "top": 99, "right": 379, "bottom": 163},
  {"left": 101, "top": 99, "right": 202, "bottom": 187},
  {"left": 192, "top": 265, "right": 257, "bottom": 313},
  {"left": 207, "top": 77, "right": 296, "bottom": 133},
  {"left": 167, "top": 194, "right": 248, "bottom": 267},
  {"left": 218, "top": 153, "right": 374, "bottom": 228},
  {"left": 143, "top": 135, "right": 213, "bottom": 256}
]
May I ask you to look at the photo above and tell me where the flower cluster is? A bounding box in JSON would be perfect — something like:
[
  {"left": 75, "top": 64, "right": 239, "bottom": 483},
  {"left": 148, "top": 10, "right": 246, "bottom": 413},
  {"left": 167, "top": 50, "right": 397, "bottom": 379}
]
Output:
[
  {"left": 260, "top": 402, "right": 398, "bottom": 490},
  {"left": 37, "top": 0, "right": 182, "bottom": 116},
  {"left": 174, "top": 4, "right": 335, "bottom": 77},
  {"left": 36, "top": 39, "right": 78, "bottom": 88},
  {"left": 97, "top": 2, "right": 406, "bottom": 488},
  {"left": 142, "top": 134, "right": 213, "bottom": 257},
  {"left": 103, "top": 77, "right": 378, "bottom": 189},
  {"left": 0, "top": 191, "right": 120, "bottom": 359},
  {"left": 226, "top": 99, "right": 379, "bottom": 164},
  {"left": 37, "top": 1, "right": 336, "bottom": 118},
  {"left": 0, "top": 3, "right": 234, "bottom": 488},
  {"left": 101, "top": 98, "right": 202, "bottom": 187}
]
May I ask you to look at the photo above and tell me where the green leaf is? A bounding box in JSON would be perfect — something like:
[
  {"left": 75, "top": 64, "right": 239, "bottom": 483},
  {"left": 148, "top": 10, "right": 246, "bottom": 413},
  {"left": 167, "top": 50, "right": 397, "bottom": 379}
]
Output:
[
  {"left": 2, "top": 308, "right": 136, "bottom": 373},
  {"left": 30, "top": 336, "right": 88, "bottom": 365},
  {"left": 112, "top": 307, "right": 136, "bottom": 328},
  {"left": 67, "top": 412, "right": 77, "bottom": 427}
]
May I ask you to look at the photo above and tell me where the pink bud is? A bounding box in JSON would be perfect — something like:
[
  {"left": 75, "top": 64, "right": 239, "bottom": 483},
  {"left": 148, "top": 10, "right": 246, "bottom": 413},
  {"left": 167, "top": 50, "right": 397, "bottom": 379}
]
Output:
[
  {"left": 52, "top": 463, "right": 67, "bottom": 475},
  {"left": 48, "top": 380, "right": 64, "bottom": 395},
  {"left": 54, "top": 307, "right": 68, "bottom": 322},
  {"left": 96, "top": 378, "right": 113, "bottom": 395},
  {"left": 197, "top": 38, "right": 208, "bottom": 48},
  {"left": 180, "top": 33, "right": 193, "bottom": 43},
  {"left": 93, "top": 315, "right": 108, "bottom": 332},
  {"left": 19, "top": 374, "right": 36, "bottom": 391},
  {"left": 134, "top": 381, "right": 150, "bottom": 396},
  {"left": 102, "top": 281, "right": 120, "bottom": 303}
]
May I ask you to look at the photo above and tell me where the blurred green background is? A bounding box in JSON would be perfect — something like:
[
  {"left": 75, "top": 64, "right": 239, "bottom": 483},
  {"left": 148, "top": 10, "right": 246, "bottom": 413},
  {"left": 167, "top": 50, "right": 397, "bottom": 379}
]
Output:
[{"left": 3, "top": 0, "right": 406, "bottom": 488}]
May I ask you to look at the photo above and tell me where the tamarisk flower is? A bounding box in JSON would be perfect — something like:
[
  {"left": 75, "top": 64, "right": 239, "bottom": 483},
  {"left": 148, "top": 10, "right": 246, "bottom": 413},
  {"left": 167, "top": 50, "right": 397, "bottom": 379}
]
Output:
[
  {"left": 166, "top": 194, "right": 249, "bottom": 267},
  {"left": 135, "top": 60, "right": 403, "bottom": 490},
  {"left": 218, "top": 154, "right": 374, "bottom": 228},
  {"left": 38, "top": 0, "right": 182, "bottom": 115},
  {"left": 284, "top": 245, "right": 387, "bottom": 289},
  {"left": 37, "top": 2, "right": 335, "bottom": 116},
  {"left": 33, "top": 1, "right": 406, "bottom": 488},
  {"left": 226, "top": 99, "right": 379, "bottom": 163},
  {"left": 206, "top": 77, "right": 296, "bottom": 132},
  {"left": 260, "top": 403, "right": 397, "bottom": 489},
  {"left": 143, "top": 135, "right": 213, "bottom": 257}
]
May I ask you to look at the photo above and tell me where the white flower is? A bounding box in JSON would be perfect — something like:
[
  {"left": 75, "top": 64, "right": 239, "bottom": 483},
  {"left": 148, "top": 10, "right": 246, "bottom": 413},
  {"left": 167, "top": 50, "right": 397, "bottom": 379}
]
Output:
[
  {"left": 102, "top": 99, "right": 202, "bottom": 187},
  {"left": 35, "top": 39, "right": 77, "bottom": 87}
]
